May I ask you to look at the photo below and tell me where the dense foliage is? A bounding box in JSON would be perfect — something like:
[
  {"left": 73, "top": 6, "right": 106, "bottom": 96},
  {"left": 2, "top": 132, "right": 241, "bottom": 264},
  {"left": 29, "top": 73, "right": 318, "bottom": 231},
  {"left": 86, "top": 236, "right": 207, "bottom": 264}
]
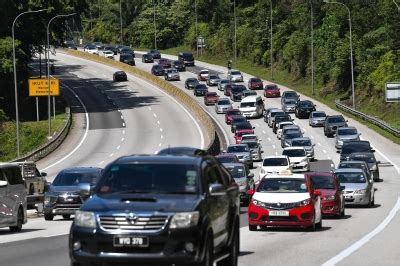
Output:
[{"left": 1, "top": 0, "right": 399, "bottom": 127}]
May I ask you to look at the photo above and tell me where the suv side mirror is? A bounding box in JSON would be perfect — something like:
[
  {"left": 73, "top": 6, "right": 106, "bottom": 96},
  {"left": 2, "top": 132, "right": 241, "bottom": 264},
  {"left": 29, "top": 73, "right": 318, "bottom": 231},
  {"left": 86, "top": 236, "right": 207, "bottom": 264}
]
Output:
[
  {"left": 376, "top": 160, "right": 381, "bottom": 164},
  {"left": 209, "top": 183, "right": 226, "bottom": 196},
  {"left": 78, "top": 183, "right": 91, "bottom": 196},
  {"left": 0, "top": 180, "right": 8, "bottom": 187}
]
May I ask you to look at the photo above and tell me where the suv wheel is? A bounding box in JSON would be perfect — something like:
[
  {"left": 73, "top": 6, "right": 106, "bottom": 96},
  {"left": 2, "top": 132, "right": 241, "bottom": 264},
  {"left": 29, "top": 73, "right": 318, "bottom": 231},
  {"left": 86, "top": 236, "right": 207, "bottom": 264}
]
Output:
[
  {"left": 196, "top": 235, "right": 213, "bottom": 266},
  {"left": 9, "top": 207, "right": 23, "bottom": 232},
  {"left": 217, "top": 223, "right": 239, "bottom": 266},
  {"left": 44, "top": 213, "right": 54, "bottom": 221}
]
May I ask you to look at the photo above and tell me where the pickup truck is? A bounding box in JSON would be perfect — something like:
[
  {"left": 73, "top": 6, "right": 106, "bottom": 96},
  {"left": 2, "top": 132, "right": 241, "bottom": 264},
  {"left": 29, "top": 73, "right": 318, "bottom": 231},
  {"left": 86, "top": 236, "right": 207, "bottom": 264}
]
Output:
[{"left": 15, "top": 161, "right": 47, "bottom": 208}]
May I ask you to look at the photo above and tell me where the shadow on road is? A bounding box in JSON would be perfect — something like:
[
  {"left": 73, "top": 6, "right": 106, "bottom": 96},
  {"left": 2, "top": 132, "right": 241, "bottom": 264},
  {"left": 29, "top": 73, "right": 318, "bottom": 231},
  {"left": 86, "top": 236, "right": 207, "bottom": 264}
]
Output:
[{"left": 0, "top": 228, "right": 44, "bottom": 236}]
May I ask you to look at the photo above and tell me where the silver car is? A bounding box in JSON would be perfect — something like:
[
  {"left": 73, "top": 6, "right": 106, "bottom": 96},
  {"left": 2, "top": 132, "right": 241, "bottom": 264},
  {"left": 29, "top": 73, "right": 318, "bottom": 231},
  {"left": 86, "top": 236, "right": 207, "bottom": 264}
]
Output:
[
  {"left": 241, "top": 140, "right": 262, "bottom": 161},
  {"left": 335, "top": 168, "right": 375, "bottom": 207},
  {"left": 309, "top": 111, "right": 327, "bottom": 127},
  {"left": 215, "top": 97, "right": 233, "bottom": 114},
  {"left": 206, "top": 74, "right": 221, "bottom": 86},
  {"left": 282, "top": 98, "right": 297, "bottom": 113},
  {"left": 223, "top": 163, "right": 255, "bottom": 205},
  {"left": 218, "top": 79, "right": 231, "bottom": 91},
  {"left": 228, "top": 69, "right": 243, "bottom": 82},
  {"left": 290, "top": 137, "right": 315, "bottom": 161},
  {"left": 0, "top": 163, "right": 27, "bottom": 232},
  {"left": 335, "top": 127, "right": 360, "bottom": 149},
  {"left": 164, "top": 68, "right": 180, "bottom": 81},
  {"left": 226, "top": 144, "right": 253, "bottom": 168},
  {"left": 267, "top": 109, "right": 285, "bottom": 127}
]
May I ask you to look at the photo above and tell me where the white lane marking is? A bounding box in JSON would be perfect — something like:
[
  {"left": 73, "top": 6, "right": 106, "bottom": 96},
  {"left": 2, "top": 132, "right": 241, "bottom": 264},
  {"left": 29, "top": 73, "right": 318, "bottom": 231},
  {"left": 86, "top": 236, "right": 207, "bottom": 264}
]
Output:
[
  {"left": 255, "top": 123, "right": 260, "bottom": 127},
  {"left": 122, "top": 71, "right": 206, "bottom": 149},
  {"left": 262, "top": 130, "right": 266, "bottom": 134},
  {"left": 121, "top": 138, "right": 125, "bottom": 142},
  {"left": 160, "top": 128, "right": 163, "bottom": 132},
  {"left": 122, "top": 130, "right": 125, "bottom": 135},
  {"left": 317, "top": 143, "right": 322, "bottom": 146},
  {"left": 323, "top": 150, "right": 327, "bottom": 154},
  {"left": 116, "top": 145, "right": 121, "bottom": 150},
  {"left": 311, "top": 135, "right": 315, "bottom": 139},
  {"left": 109, "top": 153, "right": 114, "bottom": 157},
  {"left": 328, "top": 156, "right": 331, "bottom": 160},
  {"left": 272, "top": 145, "right": 276, "bottom": 149},
  {"left": 159, "top": 143, "right": 162, "bottom": 147},
  {"left": 267, "top": 137, "right": 271, "bottom": 141},
  {"left": 323, "top": 197, "right": 400, "bottom": 266},
  {"left": 122, "top": 122, "right": 125, "bottom": 127},
  {"left": 154, "top": 150, "right": 158, "bottom": 154},
  {"left": 98, "top": 161, "right": 104, "bottom": 165},
  {"left": 161, "top": 135, "right": 164, "bottom": 139},
  {"left": 148, "top": 107, "right": 152, "bottom": 111},
  {"left": 120, "top": 115, "right": 123, "bottom": 119},
  {"left": 42, "top": 83, "right": 89, "bottom": 171},
  {"left": 118, "top": 109, "right": 121, "bottom": 112},
  {"left": 157, "top": 121, "right": 160, "bottom": 125},
  {"left": 275, "top": 151, "right": 278, "bottom": 155},
  {"left": 302, "top": 128, "right": 307, "bottom": 132},
  {"left": 153, "top": 113, "right": 157, "bottom": 118}
]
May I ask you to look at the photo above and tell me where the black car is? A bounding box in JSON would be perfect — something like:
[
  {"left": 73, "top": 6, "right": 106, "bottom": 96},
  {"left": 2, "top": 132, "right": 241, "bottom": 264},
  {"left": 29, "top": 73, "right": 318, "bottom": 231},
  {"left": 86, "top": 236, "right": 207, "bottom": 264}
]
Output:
[
  {"left": 194, "top": 84, "right": 208, "bottom": 96},
  {"left": 230, "top": 85, "right": 248, "bottom": 102},
  {"left": 172, "top": 60, "right": 186, "bottom": 71},
  {"left": 178, "top": 51, "right": 195, "bottom": 66},
  {"left": 104, "top": 45, "right": 118, "bottom": 55},
  {"left": 148, "top": 49, "right": 161, "bottom": 59},
  {"left": 339, "top": 140, "right": 375, "bottom": 161},
  {"left": 141, "top": 53, "right": 154, "bottom": 63},
  {"left": 231, "top": 116, "right": 248, "bottom": 133},
  {"left": 295, "top": 100, "right": 316, "bottom": 119},
  {"left": 113, "top": 71, "right": 127, "bottom": 82},
  {"left": 119, "top": 53, "right": 135, "bottom": 66},
  {"left": 348, "top": 152, "right": 381, "bottom": 181},
  {"left": 185, "top": 78, "right": 199, "bottom": 89},
  {"left": 44, "top": 167, "right": 102, "bottom": 221},
  {"left": 151, "top": 64, "right": 164, "bottom": 76},
  {"left": 324, "top": 115, "right": 348, "bottom": 137},
  {"left": 69, "top": 155, "right": 240, "bottom": 265},
  {"left": 157, "top": 146, "right": 208, "bottom": 156},
  {"left": 234, "top": 121, "right": 253, "bottom": 133},
  {"left": 119, "top": 47, "right": 135, "bottom": 57},
  {"left": 272, "top": 114, "right": 292, "bottom": 134}
]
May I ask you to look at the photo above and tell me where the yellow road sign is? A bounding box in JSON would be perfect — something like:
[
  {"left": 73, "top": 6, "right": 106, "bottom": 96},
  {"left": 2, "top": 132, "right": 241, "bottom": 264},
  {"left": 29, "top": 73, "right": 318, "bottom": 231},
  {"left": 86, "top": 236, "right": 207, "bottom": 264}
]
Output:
[{"left": 29, "top": 79, "right": 60, "bottom": 96}]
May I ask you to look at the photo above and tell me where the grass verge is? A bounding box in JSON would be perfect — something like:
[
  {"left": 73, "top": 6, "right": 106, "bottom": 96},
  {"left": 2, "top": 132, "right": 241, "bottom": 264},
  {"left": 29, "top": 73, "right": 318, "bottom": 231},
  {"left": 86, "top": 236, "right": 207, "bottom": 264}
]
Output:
[{"left": 0, "top": 114, "right": 67, "bottom": 162}]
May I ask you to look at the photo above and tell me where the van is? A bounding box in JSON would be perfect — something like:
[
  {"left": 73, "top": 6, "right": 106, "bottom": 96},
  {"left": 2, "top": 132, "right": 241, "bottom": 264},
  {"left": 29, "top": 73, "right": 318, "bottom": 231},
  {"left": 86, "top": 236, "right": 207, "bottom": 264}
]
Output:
[
  {"left": 178, "top": 52, "right": 195, "bottom": 66},
  {"left": 0, "top": 163, "right": 27, "bottom": 232},
  {"left": 239, "top": 96, "right": 264, "bottom": 118}
]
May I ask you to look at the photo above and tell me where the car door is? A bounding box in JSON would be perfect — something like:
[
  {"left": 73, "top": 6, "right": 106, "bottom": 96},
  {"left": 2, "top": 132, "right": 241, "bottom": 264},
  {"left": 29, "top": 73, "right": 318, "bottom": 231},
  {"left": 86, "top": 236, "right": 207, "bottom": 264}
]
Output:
[
  {"left": 202, "top": 160, "right": 229, "bottom": 249},
  {"left": 308, "top": 177, "right": 322, "bottom": 223}
]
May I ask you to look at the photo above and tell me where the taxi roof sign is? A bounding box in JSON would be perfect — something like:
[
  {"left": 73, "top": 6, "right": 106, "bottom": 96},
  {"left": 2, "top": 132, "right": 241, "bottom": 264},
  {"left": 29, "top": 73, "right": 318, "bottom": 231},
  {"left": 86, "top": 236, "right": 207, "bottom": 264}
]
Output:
[{"left": 29, "top": 79, "right": 60, "bottom": 96}]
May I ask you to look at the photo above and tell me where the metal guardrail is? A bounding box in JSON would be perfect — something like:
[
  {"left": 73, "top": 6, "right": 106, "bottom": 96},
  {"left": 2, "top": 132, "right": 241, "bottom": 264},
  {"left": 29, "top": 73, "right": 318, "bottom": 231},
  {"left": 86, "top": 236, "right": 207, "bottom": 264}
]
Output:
[
  {"left": 11, "top": 107, "right": 72, "bottom": 162},
  {"left": 335, "top": 100, "right": 400, "bottom": 137}
]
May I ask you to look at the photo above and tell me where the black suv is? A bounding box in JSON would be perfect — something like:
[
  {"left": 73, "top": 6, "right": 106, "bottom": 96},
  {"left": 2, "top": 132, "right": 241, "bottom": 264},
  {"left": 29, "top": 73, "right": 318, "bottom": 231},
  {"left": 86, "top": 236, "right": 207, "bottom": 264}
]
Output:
[
  {"left": 178, "top": 52, "right": 195, "bottom": 66},
  {"left": 69, "top": 155, "right": 240, "bottom": 266},
  {"left": 324, "top": 115, "right": 348, "bottom": 137},
  {"left": 295, "top": 100, "right": 316, "bottom": 119},
  {"left": 119, "top": 53, "right": 135, "bottom": 66},
  {"left": 339, "top": 140, "right": 375, "bottom": 161}
]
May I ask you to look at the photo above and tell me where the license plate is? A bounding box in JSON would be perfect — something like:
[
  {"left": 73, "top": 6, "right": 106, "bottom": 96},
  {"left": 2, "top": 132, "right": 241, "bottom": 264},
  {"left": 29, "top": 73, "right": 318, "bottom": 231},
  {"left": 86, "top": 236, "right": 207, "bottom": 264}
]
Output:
[
  {"left": 113, "top": 236, "right": 149, "bottom": 247},
  {"left": 269, "top": 211, "right": 289, "bottom": 216}
]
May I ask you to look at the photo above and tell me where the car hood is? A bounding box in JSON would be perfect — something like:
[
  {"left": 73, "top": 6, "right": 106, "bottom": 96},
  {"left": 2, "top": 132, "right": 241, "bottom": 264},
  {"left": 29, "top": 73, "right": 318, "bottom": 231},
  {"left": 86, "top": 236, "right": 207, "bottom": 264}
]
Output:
[
  {"left": 287, "top": 156, "right": 307, "bottom": 163},
  {"left": 253, "top": 192, "right": 310, "bottom": 203},
  {"left": 48, "top": 185, "right": 80, "bottom": 194},
  {"left": 81, "top": 194, "right": 201, "bottom": 213},
  {"left": 341, "top": 183, "right": 368, "bottom": 191}
]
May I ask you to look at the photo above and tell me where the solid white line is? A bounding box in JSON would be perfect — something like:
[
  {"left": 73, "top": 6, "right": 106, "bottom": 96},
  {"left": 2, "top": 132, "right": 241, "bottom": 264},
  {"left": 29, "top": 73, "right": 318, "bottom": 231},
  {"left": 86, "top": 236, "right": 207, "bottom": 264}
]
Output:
[
  {"left": 311, "top": 135, "right": 315, "bottom": 139},
  {"left": 323, "top": 197, "right": 400, "bottom": 266},
  {"left": 318, "top": 143, "right": 322, "bottom": 146},
  {"left": 98, "top": 161, "right": 104, "bottom": 165},
  {"left": 41, "top": 83, "right": 89, "bottom": 172},
  {"left": 109, "top": 153, "right": 114, "bottom": 157},
  {"left": 117, "top": 145, "right": 121, "bottom": 150}
]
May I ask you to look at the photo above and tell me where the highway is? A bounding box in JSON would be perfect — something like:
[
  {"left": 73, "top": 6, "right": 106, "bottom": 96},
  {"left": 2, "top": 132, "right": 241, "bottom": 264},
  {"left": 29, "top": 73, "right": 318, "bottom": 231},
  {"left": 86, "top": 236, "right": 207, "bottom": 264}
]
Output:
[{"left": 0, "top": 50, "right": 399, "bottom": 265}]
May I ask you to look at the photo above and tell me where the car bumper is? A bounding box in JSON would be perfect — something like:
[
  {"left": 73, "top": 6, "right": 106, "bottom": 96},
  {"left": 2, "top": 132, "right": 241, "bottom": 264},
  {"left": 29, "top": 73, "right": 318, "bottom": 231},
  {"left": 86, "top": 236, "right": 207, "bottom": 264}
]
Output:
[
  {"left": 344, "top": 193, "right": 370, "bottom": 205},
  {"left": 310, "top": 120, "right": 325, "bottom": 127},
  {"left": 45, "top": 203, "right": 81, "bottom": 215},
  {"left": 248, "top": 203, "right": 315, "bottom": 228},
  {"left": 70, "top": 227, "right": 202, "bottom": 264},
  {"left": 321, "top": 200, "right": 341, "bottom": 216},
  {"left": 216, "top": 107, "right": 231, "bottom": 114},
  {"left": 292, "top": 162, "right": 309, "bottom": 172},
  {"left": 265, "top": 92, "right": 280, "bottom": 97}
]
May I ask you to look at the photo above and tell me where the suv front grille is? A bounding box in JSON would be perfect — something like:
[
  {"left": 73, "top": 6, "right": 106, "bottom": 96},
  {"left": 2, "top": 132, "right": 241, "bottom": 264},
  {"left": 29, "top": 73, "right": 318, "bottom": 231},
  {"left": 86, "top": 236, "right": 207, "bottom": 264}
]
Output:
[{"left": 99, "top": 215, "right": 169, "bottom": 231}]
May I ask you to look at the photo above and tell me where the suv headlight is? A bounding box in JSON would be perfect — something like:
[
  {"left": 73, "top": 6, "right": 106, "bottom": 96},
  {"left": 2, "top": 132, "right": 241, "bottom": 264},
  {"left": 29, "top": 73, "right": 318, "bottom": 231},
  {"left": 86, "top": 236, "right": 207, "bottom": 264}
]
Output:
[
  {"left": 354, "top": 189, "right": 367, "bottom": 194},
  {"left": 170, "top": 212, "right": 199, "bottom": 229},
  {"left": 74, "top": 211, "right": 97, "bottom": 228}
]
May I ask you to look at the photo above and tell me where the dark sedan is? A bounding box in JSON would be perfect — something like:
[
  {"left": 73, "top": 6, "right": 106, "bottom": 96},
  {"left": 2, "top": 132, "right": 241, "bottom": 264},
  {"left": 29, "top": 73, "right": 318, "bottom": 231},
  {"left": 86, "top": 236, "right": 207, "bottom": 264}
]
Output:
[
  {"left": 194, "top": 84, "right": 208, "bottom": 96},
  {"left": 172, "top": 60, "right": 186, "bottom": 71},
  {"left": 185, "top": 78, "right": 199, "bottom": 89},
  {"left": 113, "top": 71, "right": 127, "bottom": 82},
  {"left": 148, "top": 49, "right": 161, "bottom": 59},
  {"left": 119, "top": 53, "right": 135, "bottom": 66},
  {"left": 230, "top": 85, "right": 248, "bottom": 102},
  {"left": 141, "top": 53, "right": 154, "bottom": 63},
  {"left": 151, "top": 64, "right": 164, "bottom": 76},
  {"left": 295, "top": 100, "right": 316, "bottom": 119},
  {"left": 248, "top": 77, "right": 263, "bottom": 90}
]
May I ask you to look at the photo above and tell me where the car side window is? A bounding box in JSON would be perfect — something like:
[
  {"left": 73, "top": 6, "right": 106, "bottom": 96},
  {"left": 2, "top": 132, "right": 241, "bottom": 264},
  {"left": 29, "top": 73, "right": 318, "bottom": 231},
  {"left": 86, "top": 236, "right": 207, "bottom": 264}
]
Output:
[{"left": 4, "top": 168, "right": 17, "bottom": 185}]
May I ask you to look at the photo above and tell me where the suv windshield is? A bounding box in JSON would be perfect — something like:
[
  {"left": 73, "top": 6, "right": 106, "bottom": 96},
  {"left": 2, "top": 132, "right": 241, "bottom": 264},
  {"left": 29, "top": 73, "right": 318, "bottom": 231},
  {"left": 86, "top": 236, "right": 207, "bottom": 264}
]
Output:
[
  {"left": 336, "top": 173, "right": 366, "bottom": 184},
  {"left": 53, "top": 172, "right": 99, "bottom": 186},
  {"left": 311, "top": 176, "right": 335, "bottom": 189},
  {"left": 227, "top": 145, "right": 249, "bottom": 153},
  {"left": 283, "top": 149, "right": 306, "bottom": 157},
  {"left": 258, "top": 178, "right": 308, "bottom": 193},
  {"left": 241, "top": 102, "right": 255, "bottom": 108},
  {"left": 97, "top": 164, "right": 198, "bottom": 194}
]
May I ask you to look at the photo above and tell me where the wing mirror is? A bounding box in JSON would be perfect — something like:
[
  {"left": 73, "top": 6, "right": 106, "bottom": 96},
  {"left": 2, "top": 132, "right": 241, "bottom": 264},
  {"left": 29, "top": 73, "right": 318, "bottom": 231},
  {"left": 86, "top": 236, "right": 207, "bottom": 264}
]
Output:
[
  {"left": 209, "top": 183, "right": 226, "bottom": 196},
  {"left": 0, "top": 180, "right": 8, "bottom": 187},
  {"left": 371, "top": 148, "right": 375, "bottom": 152},
  {"left": 78, "top": 183, "right": 91, "bottom": 196},
  {"left": 336, "top": 150, "right": 340, "bottom": 153},
  {"left": 247, "top": 189, "right": 255, "bottom": 196},
  {"left": 377, "top": 160, "right": 381, "bottom": 164},
  {"left": 41, "top": 172, "right": 47, "bottom": 177}
]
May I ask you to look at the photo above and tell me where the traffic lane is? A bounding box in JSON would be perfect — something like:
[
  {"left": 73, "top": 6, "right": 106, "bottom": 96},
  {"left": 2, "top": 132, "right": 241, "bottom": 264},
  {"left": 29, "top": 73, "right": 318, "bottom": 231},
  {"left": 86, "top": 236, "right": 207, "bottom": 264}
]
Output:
[
  {"left": 0, "top": 234, "right": 69, "bottom": 266},
  {"left": 237, "top": 165, "right": 400, "bottom": 265}
]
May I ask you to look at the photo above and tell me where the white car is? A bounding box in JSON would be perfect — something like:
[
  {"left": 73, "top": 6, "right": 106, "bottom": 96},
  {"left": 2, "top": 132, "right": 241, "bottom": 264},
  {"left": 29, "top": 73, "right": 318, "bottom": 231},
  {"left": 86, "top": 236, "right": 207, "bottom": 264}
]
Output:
[
  {"left": 103, "top": 50, "right": 114, "bottom": 59},
  {"left": 85, "top": 45, "right": 99, "bottom": 55},
  {"left": 259, "top": 155, "right": 291, "bottom": 180},
  {"left": 282, "top": 147, "right": 309, "bottom": 172},
  {"left": 277, "top": 121, "right": 294, "bottom": 139}
]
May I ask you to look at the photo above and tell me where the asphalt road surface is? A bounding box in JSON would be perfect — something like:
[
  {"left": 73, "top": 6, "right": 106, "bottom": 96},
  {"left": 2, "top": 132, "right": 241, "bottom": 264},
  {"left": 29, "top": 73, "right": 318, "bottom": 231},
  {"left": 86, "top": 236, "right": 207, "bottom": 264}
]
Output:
[{"left": 1, "top": 50, "right": 399, "bottom": 266}]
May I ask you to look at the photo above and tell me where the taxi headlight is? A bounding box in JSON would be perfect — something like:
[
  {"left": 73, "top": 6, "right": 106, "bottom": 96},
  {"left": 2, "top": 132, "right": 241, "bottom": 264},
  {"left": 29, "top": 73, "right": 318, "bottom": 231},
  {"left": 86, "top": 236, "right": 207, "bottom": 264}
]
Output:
[
  {"left": 299, "top": 198, "right": 311, "bottom": 206},
  {"left": 75, "top": 211, "right": 97, "bottom": 228},
  {"left": 170, "top": 212, "right": 199, "bottom": 229}
]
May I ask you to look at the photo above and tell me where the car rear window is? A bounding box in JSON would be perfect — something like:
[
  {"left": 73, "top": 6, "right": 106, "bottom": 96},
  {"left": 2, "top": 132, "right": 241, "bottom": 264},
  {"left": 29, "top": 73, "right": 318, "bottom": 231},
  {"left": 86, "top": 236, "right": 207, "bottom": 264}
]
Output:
[
  {"left": 327, "top": 116, "right": 345, "bottom": 123},
  {"left": 263, "top": 158, "right": 288, "bottom": 166},
  {"left": 342, "top": 143, "right": 370, "bottom": 154},
  {"left": 338, "top": 128, "right": 357, "bottom": 135},
  {"left": 283, "top": 149, "right": 306, "bottom": 157}
]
